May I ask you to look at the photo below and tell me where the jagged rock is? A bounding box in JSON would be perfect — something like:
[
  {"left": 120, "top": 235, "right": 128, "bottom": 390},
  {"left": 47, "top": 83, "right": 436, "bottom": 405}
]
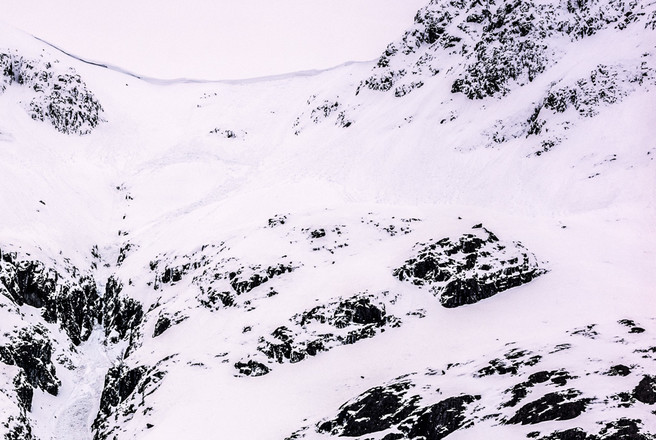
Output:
[
  {"left": 1, "top": 414, "right": 35, "bottom": 440},
  {"left": 103, "top": 276, "right": 143, "bottom": 341},
  {"left": 237, "top": 292, "right": 399, "bottom": 376},
  {"left": 152, "top": 311, "right": 187, "bottom": 338},
  {"left": 476, "top": 347, "right": 542, "bottom": 377},
  {"left": 539, "top": 427, "right": 590, "bottom": 440},
  {"left": 606, "top": 364, "right": 631, "bottom": 377},
  {"left": 394, "top": 225, "right": 544, "bottom": 307},
  {"left": 0, "top": 50, "right": 103, "bottom": 134},
  {"left": 234, "top": 360, "right": 270, "bottom": 377},
  {"left": 12, "top": 372, "right": 33, "bottom": 413},
  {"left": 0, "top": 253, "right": 101, "bottom": 345},
  {"left": 596, "top": 418, "right": 654, "bottom": 440},
  {"left": 0, "top": 325, "right": 61, "bottom": 396},
  {"left": 93, "top": 361, "right": 167, "bottom": 440},
  {"left": 633, "top": 375, "right": 656, "bottom": 404},
  {"left": 399, "top": 394, "right": 480, "bottom": 440},
  {"left": 506, "top": 389, "right": 592, "bottom": 424},
  {"left": 96, "top": 365, "right": 147, "bottom": 415},
  {"left": 502, "top": 369, "right": 575, "bottom": 407},
  {"left": 317, "top": 380, "right": 418, "bottom": 436}
]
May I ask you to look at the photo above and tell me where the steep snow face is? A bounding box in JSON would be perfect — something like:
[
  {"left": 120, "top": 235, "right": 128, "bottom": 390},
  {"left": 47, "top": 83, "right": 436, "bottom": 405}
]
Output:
[{"left": 0, "top": 1, "right": 655, "bottom": 440}]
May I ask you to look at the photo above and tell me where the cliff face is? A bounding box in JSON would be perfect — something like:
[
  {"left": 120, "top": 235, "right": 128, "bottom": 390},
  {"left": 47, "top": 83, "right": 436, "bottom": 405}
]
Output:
[{"left": 0, "top": 1, "right": 654, "bottom": 439}]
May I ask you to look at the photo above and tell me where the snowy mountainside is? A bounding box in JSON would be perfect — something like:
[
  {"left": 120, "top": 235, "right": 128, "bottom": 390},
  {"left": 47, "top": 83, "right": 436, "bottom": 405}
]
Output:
[{"left": 0, "top": 0, "right": 655, "bottom": 439}]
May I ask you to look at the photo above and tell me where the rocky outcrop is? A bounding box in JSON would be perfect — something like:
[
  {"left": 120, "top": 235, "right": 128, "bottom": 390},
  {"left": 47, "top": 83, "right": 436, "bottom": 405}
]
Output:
[
  {"left": 539, "top": 418, "right": 655, "bottom": 440},
  {"left": 102, "top": 276, "right": 143, "bottom": 344},
  {"left": 237, "top": 292, "right": 400, "bottom": 376},
  {"left": 0, "top": 50, "right": 103, "bottom": 134},
  {"left": 357, "top": 0, "right": 654, "bottom": 101},
  {"left": 506, "top": 389, "right": 592, "bottom": 424},
  {"left": 0, "top": 325, "right": 61, "bottom": 398},
  {"left": 292, "top": 375, "right": 479, "bottom": 440},
  {"left": 633, "top": 375, "right": 656, "bottom": 405},
  {"left": 394, "top": 224, "right": 544, "bottom": 307},
  {"left": 92, "top": 361, "right": 167, "bottom": 440},
  {"left": 317, "top": 380, "right": 419, "bottom": 436},
  {"left": 0, "top": 251, "right": 102, "bottom": 345},
  {"left": 285, "top": 319, "right": 656, "bottom": 439}
]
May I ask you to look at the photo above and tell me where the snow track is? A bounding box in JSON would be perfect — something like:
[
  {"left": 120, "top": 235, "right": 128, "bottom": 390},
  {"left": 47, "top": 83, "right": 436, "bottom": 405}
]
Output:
[{"left": 49, "top": 331, "right": 114, "bottom": 440}]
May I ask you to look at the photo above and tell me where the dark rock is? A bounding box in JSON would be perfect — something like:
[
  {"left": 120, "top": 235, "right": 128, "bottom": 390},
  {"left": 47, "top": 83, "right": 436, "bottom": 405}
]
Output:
[
  {"left": 506, "top": 389, "right": 592, "bottom": 425},
  {"left": 606, "top": 364, "right": 631, "bottom": 377},
  {"left": 400, "top": 394, "right": 480, "bottom": 440},
  {"left": 13, "top": 371, "right": 33, "bottom": 412},
  {"left": 318, "top": 380, "right": 417, "bottom": 436},
  {"left": 597, "top": 418, "right": 652, "bottom": 440},
  {"left": 633, "top": 375, "right": 656, "bottom": 404},
  {"left": 103, "top": 276, "right": 143, "bottom": 341},
  {"left": 234, "top": 360, "right": 270, "bottom": 377},
  {"left": 503, "top": 370, "right": 574, "bottom": 408},
  {"left": 0, "top": 50, "right": 103, "bottom": 134},
  {"left": 2, "top": 414, "right": 35, "bottom": 440},
  {"left": 0, "top": 325, "right": 61, "bottom": 396},
  {"left": 477, "top": 348, "right": 542, "bottom": 378},
  {"left": 310, "top": 229, "right": 326, "bottom": 239},
  {"left": 153, "top": 315, "right": 171, "bottom": 337},
  {"left": 394, "top": 226, "right": 544, "bottom": 308},
  {"left": 0, "top": 256, "right": 101, "bottom": 345},
  {"left": 96, "top": 365, "right": 147, "bottom": 415},
  {"left": 539, "top": 427, "right": 590, "bottom": 440}
]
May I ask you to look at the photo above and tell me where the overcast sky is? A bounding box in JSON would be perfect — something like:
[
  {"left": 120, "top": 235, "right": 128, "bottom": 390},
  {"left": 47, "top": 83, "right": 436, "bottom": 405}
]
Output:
[{"left": 0, "top": 0, "right": 426, "bottom": 79}]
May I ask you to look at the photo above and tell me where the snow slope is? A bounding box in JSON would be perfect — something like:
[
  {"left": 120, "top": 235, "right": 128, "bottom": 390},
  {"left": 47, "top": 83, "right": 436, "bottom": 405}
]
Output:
[{"left": 0, "top": 0, "right": 655, "bottom": 439}]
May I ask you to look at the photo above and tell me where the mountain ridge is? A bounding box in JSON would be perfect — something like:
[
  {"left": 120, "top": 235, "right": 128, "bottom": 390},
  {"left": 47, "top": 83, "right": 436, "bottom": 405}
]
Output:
[{"left": 0, "top": 0, "right": 654, "bottom": 439}]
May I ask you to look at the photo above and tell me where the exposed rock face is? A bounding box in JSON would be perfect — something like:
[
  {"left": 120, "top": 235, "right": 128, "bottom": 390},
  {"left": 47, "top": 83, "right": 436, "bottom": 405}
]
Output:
[
  {"left": 102, "top": 276, "right": 143, "bottom": 344},
  {"left": 539, "top": 418, "right": 655, "bottom": 440},
  {"left": 0, "top": 251, "right": 102, "bottom": 345},
  {"left": 286, "top": 320, "right": 656, "bottom": 439},
  {"left": 506, "top": 389, "right": 592, "bottom": 424},
  {"left": 317, "top": 381, "right": 419, "bottom": 436},
  {"left": 0, "top": 50, "right": 103, "bottom": 134},
  {"left": 0, "top": 325, "right": 61, "bottom": 397},
  {"left": 308, "top": 376, "right": 479, "bottom": 440},
  {"left": 399, "top": 395, "right": 480, "bottom": 440},
  {"left": 237, "top": 292, "right": 400, "bottom": 376},
  {"left": 92, "top": 361, "right": 167, "bottom": 440},
  {"left": 358, "top": 0, "right": 653, "bottom": 100},
  {"left": 502, "top": 369, "right": 575, "bottom": 407},
  {"left": 152, "top": 312, "right": 186, "bottom": 337},
  {"left": 633, "top": 375, "right": 656, "bottom": 405},
  {"left": 394, "top": 225, "right": 544, "bottom": 307}
]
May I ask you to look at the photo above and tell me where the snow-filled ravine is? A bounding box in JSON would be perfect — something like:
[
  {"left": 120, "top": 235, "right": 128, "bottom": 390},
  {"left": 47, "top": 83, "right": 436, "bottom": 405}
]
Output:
[{"left": 0, "top": 0, "right": 655, "bottom": 439}]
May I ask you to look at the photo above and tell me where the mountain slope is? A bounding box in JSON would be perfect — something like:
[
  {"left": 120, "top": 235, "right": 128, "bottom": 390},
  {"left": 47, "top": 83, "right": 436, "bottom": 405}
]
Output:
[{"left": 0, "top": 0, "right": 654, "bottom": 439}]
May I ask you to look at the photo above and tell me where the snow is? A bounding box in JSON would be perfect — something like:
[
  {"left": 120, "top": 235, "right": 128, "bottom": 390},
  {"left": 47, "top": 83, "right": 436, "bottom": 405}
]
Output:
[{"left": 0, "top": 1, "right": 655, "bottom": 439}]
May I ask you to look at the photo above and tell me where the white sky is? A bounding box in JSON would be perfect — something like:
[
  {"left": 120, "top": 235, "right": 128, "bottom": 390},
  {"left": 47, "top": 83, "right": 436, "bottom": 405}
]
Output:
[{"left": 0, "top": 0, "right": 426, "bottom": 79}]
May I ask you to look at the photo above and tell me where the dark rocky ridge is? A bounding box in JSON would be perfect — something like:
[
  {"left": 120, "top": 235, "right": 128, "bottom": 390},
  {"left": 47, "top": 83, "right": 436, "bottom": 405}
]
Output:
[
  {"left": 359, "top": 0, "right": 652, "bottom": 100},
  {"left": 0, "top": 50, "right": 103, "bottom": 134},
  {"left": 0, "top": 250, "right": 101, "bottom": 345},
  {"left": 394, "top": 224, "right": 544, "bottom": 307},
  {"left": 286, "top": 319, "right": 656, "bottom": 439},
  {"left": 237, "top": 292, "right": 400, "bottom": 376},
  {"left": 0, "top": 325, "right": 60, "bottom": 400},
  {"left": 92, "top": 360, "right": 168, "bottom": 440}
]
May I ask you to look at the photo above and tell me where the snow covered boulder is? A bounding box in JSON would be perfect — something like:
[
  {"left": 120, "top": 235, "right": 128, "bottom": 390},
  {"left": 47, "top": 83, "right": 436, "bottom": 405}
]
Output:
[
  {"left": 393, "top": 224, "right": 545, "bottom": 307},
  {"left": 0, "top": 50, "right": 104, "bottom": 135}
]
